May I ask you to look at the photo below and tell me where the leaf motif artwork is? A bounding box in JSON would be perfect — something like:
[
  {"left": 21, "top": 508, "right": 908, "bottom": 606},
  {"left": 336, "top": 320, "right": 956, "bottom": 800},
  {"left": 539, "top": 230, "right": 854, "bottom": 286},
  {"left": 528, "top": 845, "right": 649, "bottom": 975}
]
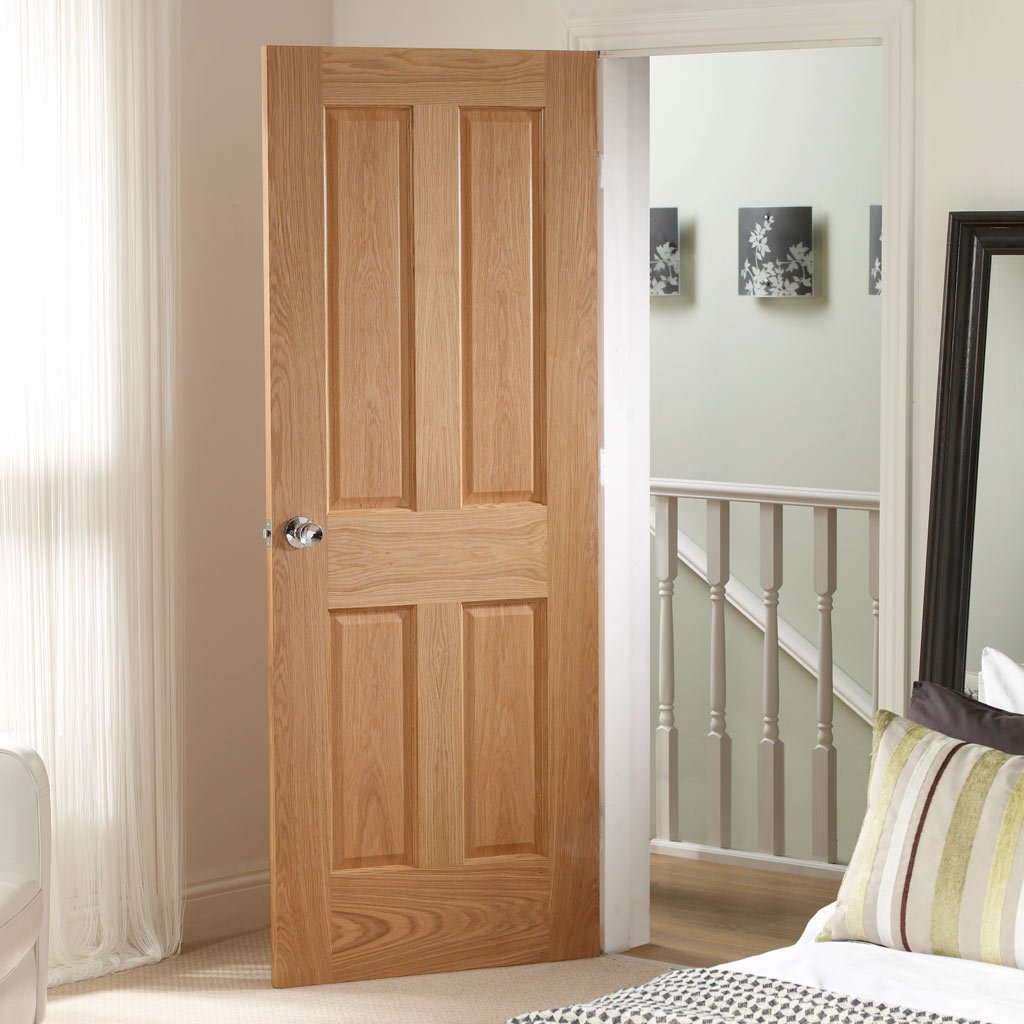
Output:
[
  {"left": 650, "top": 207, "right": 680, "bottom": 296},
  {"left": 869, "top": 204, "right": 883, "bottom": 295},
  {"left": 738, "top": 206, "right": 814, "bottom": 297}
]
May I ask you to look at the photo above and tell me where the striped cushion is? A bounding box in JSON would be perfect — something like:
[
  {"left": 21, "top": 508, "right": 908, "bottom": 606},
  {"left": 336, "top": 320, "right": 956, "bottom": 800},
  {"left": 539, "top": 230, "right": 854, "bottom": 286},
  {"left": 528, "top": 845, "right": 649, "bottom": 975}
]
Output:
[{"left": 819, "top": 710, "right": 1024, "bottom": 968}]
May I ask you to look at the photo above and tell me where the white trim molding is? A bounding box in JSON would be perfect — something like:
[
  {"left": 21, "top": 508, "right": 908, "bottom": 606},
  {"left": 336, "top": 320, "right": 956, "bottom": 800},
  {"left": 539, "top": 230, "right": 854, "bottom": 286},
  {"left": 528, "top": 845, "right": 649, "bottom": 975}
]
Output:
[
  {"left": 183, "top": 864, "right": 270, "bottom": 946},
  {"left": 580, "top": 0, "right": 915, "bottom": 954},
  {"left": 568, "top": 2, "right": 908, "bottom": 55},
  {"left": 651, "top": 478, "right": 880, "bottom": 512},
  {"left": 651, "top": 839, "right": 847, "bottom": 881},
  {"left": 876, "top": 0, "right": 916, "bottom": 717},
  {"left": 598, "top": 52, "right": 653, "bottom": 955}
]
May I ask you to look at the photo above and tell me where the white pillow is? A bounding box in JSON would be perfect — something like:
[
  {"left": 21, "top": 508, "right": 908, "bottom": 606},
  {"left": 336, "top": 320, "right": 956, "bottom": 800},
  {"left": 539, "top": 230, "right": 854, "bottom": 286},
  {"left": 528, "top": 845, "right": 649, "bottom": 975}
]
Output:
[{"left": 978, "top": 646, "right": 1024, "bottom": 712}]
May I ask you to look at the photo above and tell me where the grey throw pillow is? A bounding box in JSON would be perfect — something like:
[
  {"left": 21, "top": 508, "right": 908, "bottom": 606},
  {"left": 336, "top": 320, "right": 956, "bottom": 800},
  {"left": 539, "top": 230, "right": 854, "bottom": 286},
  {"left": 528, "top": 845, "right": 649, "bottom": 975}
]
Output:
[{"left": 909, "top": 680, "right": 1024, "bottom": 755}]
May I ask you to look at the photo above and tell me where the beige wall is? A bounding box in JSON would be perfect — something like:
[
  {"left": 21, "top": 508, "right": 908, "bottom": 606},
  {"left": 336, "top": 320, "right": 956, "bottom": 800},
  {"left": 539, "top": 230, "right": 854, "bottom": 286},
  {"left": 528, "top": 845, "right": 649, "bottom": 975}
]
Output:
[{"left": 179, "top": 0, "right": 331, "bottom": 941}]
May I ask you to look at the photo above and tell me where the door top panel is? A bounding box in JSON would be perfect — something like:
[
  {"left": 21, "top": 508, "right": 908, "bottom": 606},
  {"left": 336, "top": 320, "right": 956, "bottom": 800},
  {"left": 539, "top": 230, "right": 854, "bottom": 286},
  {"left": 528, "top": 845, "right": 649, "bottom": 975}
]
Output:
[{"left": 320, "top": 48, "right": 547, "bottom": 106}]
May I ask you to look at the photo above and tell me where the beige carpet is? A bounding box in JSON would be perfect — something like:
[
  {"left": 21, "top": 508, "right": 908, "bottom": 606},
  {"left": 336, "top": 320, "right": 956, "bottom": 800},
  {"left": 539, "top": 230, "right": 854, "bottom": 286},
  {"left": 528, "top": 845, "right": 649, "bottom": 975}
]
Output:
[{"left": 47, "top": 930, "right": 670, "bottom": 1024}]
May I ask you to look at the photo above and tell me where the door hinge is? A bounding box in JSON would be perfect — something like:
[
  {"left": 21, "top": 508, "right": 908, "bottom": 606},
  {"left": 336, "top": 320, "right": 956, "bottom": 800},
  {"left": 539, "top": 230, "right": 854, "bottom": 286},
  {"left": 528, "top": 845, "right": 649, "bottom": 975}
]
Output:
[
  {"left": 597, "top": 152, "right": 605, "bottom": 190},
  {"left": 598, "top": 447, "right": 607, "bottom": 486}
]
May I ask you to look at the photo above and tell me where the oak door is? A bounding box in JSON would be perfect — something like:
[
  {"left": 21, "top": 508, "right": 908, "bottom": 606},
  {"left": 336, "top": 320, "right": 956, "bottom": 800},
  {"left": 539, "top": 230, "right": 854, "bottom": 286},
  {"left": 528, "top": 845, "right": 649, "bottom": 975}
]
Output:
[{"left": 263, "top": 46, "right": 599, "bottom": 989}]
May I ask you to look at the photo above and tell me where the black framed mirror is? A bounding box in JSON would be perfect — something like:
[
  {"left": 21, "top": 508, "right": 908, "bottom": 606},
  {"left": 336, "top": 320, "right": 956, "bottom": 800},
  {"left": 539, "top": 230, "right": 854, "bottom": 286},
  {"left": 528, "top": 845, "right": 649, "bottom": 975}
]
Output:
[{"left": 920, "top": 212, "right": 1024, "bottom": 694}]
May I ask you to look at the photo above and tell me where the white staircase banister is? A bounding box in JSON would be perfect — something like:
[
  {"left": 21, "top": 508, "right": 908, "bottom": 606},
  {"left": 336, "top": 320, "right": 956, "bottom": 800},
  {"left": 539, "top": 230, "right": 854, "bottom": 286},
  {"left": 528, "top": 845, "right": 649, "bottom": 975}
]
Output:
[
  {"left": 647, "top": 514, "right": 874, "bottom": 725},
  {"left": 651, "top": 478, "right": 879, "bottom": 512},
  {"left": 649, "top": 476, "right": 879, "bottom": 872}
]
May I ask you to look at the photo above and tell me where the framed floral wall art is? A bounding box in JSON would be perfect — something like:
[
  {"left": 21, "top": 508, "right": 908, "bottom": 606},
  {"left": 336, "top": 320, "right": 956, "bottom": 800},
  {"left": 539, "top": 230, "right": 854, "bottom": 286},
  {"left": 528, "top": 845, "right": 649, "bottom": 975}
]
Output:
[
  {"left": 650, "top": 207, "right": 680, "bottom": 296},
  {"left": 738, "top": 206, "right": 813, "bottom": 297},
  {"left": 869, "top": 204, "right": 882, "bottom": 295}
]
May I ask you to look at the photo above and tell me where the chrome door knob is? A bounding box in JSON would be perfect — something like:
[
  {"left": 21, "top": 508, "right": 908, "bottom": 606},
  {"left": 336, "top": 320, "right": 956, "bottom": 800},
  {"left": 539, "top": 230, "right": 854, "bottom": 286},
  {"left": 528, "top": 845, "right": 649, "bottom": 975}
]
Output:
[{"left": 284, "top": 516, "right": 324, "bottom": 549}]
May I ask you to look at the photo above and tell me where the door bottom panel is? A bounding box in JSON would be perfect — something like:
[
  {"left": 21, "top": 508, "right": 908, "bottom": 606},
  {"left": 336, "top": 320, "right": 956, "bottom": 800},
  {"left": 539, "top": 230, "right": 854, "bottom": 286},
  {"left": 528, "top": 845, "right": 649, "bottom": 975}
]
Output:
[{"left": 329, "top": 858, "right": 551, "bottom": 980}]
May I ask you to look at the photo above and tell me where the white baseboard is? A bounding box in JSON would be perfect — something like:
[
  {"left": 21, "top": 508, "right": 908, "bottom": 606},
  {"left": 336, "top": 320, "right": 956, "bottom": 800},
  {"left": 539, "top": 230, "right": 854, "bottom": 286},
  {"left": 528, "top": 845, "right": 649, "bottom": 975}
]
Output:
[
  {"left": 183, "top": 865, "right": 270, "bottom": 945},
  {"left": 650, "top": 839, "right": 847, "bottom": 880}
]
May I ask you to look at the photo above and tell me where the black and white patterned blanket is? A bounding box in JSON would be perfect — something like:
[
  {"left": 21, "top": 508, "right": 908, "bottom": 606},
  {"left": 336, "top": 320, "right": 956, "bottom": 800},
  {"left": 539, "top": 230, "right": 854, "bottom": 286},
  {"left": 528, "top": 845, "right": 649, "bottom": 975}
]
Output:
[{"left": 507, "top": 968, "right": 984, "bottom": 1024}]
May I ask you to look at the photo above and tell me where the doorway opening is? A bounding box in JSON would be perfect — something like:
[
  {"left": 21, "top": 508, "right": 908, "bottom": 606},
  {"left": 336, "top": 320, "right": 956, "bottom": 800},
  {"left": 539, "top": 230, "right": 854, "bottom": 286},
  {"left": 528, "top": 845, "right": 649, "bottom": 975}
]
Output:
[
  {"left": 639, "top": 44, "right": 882, "bottom": 966},
  {"left": 581, "top": 2, "right": 914, "bottom": 958}
]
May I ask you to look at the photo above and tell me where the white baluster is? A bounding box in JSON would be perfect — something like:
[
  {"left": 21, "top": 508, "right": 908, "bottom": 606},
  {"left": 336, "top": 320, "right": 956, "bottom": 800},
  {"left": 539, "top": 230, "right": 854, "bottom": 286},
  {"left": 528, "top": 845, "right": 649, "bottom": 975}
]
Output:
[
  {"left": 707, "top": 499, "right": 732, "bottom": 850},
  {"left": 758, "top": 503, "right": 784, "bottom": 856},
  {"left": 868, "top": 509, "right": 880, "bottom": 710},
  {"left": 655, "top": 496, "right": 679, "bottom": 842},
  {"left": 813, "top": 506, "right": 838, "bottom": 863}
]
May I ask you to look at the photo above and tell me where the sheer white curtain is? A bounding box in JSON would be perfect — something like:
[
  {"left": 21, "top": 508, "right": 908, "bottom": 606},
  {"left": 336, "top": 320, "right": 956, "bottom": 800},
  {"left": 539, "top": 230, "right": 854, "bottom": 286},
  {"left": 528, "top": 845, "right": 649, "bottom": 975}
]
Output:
[{"left": 0, "top": 0, "right": 183, "bottom": 984}]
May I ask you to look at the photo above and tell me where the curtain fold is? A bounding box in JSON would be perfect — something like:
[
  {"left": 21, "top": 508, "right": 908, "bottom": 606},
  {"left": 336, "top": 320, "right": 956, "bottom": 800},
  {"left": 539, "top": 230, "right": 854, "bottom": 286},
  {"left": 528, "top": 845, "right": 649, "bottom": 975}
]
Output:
[{"left": 0, "top": 0, "right": 183, "bottom": 984}]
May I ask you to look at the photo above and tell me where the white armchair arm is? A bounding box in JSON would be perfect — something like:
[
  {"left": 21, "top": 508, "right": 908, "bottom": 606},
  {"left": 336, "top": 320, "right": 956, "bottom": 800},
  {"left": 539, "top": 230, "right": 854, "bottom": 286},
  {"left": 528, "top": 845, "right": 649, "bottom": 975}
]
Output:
[{"left": 0, "top": 739, "right": 51, "bottom": 1022}]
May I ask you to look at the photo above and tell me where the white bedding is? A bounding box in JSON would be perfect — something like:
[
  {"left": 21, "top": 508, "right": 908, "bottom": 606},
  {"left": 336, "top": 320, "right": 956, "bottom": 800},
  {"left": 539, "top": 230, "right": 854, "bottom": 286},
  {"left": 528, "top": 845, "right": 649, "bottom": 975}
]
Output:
[{"left": 720, "top": 903, "right": 1024, "bottom": 1024}]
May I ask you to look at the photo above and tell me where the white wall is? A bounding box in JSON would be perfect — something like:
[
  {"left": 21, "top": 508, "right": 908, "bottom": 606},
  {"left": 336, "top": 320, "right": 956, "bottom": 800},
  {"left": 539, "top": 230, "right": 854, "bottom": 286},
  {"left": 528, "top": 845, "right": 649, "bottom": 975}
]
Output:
[{"left": 179, "top": 0, "right": 331, "bottom": 943}]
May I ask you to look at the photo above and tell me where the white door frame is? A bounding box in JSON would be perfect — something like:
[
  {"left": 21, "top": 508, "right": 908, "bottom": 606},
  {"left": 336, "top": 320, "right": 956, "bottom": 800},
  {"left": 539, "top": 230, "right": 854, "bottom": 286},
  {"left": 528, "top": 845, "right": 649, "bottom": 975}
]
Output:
[{"left": 574, "top": 1, "right": 916, "bottom": 953}]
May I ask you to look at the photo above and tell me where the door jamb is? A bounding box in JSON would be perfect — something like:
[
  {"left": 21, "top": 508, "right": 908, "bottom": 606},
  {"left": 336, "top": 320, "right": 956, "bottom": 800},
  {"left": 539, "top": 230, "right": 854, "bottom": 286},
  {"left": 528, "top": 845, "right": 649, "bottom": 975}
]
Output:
[{"left": 571, "top": 1, "right": 916, "bottom": 953}]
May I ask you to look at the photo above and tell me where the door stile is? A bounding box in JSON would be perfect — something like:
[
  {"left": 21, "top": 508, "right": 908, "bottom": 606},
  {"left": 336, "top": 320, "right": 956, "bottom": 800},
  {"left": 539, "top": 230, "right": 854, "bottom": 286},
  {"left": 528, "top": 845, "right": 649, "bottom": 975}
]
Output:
[
  {"left": 263, "top": 46, "right": 332, "bottom": 989},
  {"left": 542, "top": 50, "right": 601, "bottom": 962}
]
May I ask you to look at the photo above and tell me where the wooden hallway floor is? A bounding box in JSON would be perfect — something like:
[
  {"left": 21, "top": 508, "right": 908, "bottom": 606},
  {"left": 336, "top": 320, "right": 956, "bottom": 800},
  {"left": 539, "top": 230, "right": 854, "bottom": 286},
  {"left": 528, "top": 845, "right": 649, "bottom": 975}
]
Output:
[{"left": 628, "top": 855, "right": 841, "bottom": 968}]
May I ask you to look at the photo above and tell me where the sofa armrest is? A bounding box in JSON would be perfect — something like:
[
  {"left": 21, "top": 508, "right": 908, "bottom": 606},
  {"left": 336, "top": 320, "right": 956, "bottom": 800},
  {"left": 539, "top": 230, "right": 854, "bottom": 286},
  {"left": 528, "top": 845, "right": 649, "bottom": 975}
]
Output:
[
  {"left": 0, "top": 740, "right": 50, "bottom": 888},
  {"left": 0, "top": 738, "right": 50, "bottom": 1020}
]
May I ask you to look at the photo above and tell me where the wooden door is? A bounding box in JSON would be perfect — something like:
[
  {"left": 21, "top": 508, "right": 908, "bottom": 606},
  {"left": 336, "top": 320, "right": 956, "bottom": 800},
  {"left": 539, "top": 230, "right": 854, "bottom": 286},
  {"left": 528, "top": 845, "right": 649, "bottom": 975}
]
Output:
[{"left": 263, "top": 47, "right": 598, "bottom": 989}]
